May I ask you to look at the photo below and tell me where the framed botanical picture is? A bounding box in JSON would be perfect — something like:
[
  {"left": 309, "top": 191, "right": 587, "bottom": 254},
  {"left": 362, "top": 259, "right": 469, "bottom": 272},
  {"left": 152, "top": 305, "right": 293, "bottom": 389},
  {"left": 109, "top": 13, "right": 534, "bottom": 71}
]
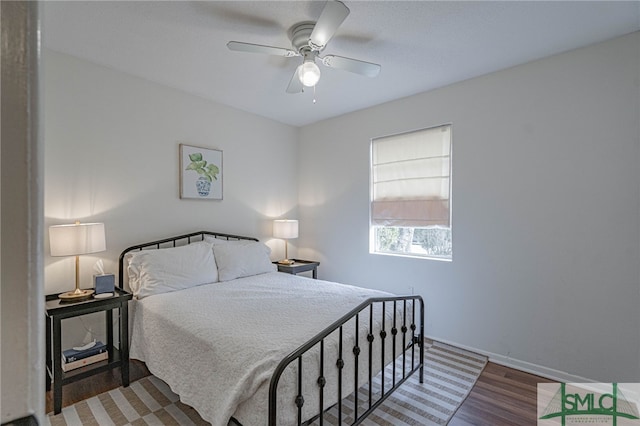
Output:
[{"left": 179, "top": 144, "right": 223, "bottom": 200}]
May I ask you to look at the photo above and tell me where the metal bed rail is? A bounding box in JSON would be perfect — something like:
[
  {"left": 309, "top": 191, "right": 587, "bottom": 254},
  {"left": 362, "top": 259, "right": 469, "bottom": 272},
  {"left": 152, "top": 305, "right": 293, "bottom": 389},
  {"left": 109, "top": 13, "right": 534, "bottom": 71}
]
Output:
[{"left": 268, "top": 295, "right": 425, "bottom": 426}]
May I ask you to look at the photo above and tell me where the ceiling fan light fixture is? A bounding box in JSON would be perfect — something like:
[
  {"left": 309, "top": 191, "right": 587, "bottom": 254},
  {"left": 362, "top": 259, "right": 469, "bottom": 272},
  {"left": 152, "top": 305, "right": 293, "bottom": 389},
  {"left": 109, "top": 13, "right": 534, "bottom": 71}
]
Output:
[
  {"left": 299, "top": 61, "right": 321, "bottom": 87},
  {"left": 227, "top": 1, "right": 380, "bottom": 95}
]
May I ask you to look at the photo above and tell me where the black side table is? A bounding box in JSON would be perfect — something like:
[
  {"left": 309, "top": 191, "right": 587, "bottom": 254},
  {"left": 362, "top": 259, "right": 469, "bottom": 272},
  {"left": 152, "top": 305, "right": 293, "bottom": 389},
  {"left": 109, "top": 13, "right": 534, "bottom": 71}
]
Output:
[
  {"left": 274, "top": 259, "right": 320, "bottom": 279},
  {"left": 45, "top": 287, "right": 132, "bottom": 414}
]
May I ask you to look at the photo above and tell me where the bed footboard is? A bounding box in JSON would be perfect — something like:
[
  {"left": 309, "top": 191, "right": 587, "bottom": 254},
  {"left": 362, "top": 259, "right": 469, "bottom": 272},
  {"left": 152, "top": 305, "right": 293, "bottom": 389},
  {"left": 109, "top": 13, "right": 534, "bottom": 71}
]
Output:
[{"left": 268, "top": 295, "right": 424, "bottom": 426}]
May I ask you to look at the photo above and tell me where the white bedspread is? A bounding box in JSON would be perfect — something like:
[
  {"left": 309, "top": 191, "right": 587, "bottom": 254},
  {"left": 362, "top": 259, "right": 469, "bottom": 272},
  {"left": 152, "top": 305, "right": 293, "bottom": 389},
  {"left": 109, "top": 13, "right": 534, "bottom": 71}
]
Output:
[{"left": 129, "top": 272, "right": 409, "bottom": 426}]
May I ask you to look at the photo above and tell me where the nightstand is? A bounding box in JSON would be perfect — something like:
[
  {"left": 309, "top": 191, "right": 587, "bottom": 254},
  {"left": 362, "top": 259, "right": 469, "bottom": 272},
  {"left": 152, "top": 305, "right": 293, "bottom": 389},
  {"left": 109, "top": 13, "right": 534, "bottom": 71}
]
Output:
[
  {"left": 274, "top": 259, "right": 320, "bottom": 279},
  {"left": 45, "top": 287, "right": 132, "bottom": 414}
]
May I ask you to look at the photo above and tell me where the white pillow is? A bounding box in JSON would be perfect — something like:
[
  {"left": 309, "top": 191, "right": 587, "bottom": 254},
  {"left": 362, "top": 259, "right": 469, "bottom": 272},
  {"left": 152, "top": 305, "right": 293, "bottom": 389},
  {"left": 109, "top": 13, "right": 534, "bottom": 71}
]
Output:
[
  {"left": 127, "top": 241, "right": 218, "bottom": 299},
  {"left": 213, "top": 241, "right": 276, "bottom": 281},
  {"left": 123, "top": 252, "right": 139, "bottom": 292}
]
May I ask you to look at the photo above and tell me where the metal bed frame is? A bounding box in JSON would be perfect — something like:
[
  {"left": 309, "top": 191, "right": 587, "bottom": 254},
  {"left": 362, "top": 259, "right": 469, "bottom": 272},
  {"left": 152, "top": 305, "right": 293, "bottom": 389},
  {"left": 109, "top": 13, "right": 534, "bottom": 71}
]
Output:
[{"left": 119, "top": 231, "right": 424, "bottom": 426}]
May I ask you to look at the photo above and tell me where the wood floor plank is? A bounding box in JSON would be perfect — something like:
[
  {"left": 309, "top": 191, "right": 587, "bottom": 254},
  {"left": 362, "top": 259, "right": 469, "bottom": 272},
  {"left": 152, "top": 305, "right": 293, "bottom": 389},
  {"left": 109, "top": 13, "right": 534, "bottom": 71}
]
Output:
[{"left": 449, "top": 362, "right": 555, "bottom": 426}]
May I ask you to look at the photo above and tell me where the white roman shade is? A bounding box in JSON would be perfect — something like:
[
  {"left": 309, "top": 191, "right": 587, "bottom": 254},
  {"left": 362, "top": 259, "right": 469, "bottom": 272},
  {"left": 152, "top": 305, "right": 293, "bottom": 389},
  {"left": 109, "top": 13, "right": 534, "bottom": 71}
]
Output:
[{"left": 371, "top": 125, "right": 451, "bottom": 227}]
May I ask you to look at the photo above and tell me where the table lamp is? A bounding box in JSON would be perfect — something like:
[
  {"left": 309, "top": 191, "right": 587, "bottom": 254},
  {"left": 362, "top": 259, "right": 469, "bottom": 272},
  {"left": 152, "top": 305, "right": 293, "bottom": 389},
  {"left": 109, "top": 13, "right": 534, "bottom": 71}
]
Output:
[
  {"left": 49, "top": 222, "right": 106, "bottom": 301},
  {"left": 273, "top": 219, "right": 298, "bottom": 265}
]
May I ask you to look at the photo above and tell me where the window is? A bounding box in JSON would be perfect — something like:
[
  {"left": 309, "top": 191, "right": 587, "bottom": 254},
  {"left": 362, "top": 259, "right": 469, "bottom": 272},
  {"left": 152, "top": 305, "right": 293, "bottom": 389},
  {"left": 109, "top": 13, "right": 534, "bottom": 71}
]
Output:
[{"left": 370, "top": 124, "right": 452, "bottom": 260}]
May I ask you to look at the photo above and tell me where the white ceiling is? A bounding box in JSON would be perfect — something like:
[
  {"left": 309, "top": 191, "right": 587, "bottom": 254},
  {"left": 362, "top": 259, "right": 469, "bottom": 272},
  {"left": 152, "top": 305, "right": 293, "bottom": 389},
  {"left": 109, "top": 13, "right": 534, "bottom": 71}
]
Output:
[{"left": 42, "top": 1, "right": 640, "bottom": 127}]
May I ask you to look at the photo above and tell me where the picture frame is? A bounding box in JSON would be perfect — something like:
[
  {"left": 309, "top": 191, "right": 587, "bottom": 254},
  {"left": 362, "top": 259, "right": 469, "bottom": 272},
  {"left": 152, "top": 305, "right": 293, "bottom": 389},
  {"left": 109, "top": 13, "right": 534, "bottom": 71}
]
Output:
[{"left": 179, "top": 144, "right": 223, "bottom": 200}]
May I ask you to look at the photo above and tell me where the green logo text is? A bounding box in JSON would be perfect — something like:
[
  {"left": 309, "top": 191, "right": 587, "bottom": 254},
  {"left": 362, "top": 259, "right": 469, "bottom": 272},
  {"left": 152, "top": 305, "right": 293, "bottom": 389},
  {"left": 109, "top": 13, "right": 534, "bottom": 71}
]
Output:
[{"left": 540, "top": 383, "right": 640, "bottom": 426}]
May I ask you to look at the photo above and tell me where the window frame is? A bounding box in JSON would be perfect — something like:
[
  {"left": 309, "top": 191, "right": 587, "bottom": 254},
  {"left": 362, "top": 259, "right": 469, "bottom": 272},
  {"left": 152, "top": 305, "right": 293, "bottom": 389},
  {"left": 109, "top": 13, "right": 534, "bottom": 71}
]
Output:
[{"left": 369, "top": 123, "right": 453, "bottom": 261}]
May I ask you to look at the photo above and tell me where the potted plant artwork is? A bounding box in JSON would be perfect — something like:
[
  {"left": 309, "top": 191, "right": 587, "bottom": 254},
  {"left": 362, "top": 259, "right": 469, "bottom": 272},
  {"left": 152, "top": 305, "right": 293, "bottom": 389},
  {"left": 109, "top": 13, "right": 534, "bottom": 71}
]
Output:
[
  {"left": 180, "top": 144, "right": 223, "bottom": 200},
  {"left": 185, "top": 152, "right": 219, "bottom": 196}
]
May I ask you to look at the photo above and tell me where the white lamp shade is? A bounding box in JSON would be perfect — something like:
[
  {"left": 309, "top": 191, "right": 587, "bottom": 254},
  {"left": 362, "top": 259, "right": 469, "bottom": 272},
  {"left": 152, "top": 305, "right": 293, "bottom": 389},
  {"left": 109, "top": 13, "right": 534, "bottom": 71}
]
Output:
[
  {"left": 273, "top": 219, "right": 299, "bottom": 239},
  {"left": 49, "top": 222, "right": 106, "bottom": 256}
]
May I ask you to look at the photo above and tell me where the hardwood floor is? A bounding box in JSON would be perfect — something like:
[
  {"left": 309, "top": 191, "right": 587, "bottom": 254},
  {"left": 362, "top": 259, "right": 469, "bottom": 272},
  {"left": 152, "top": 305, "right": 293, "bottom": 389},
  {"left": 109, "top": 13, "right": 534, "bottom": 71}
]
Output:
[
  {"left": 45, "top": 360, "right": 151, "bottom": 415},
  {"left": 449, "top": 362, "right": 555, "bottom": 425},
  {"left": 46, "top": 360, "right": 554, "bottom": 425}
]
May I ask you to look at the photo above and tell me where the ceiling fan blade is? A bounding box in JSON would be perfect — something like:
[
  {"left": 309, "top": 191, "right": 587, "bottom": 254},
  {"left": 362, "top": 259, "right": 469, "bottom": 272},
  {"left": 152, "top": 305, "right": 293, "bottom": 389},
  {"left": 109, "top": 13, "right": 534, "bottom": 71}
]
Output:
[
  {"left": 321, "top": 55, "right": 381, "bottom": 77},
  {"left": 286, "top": 66, "right": 304, "bottom": 94},
  {"left": 309, "top": 0, "right": 350, "bottom": 50},
  {"left": 227, "top": 41, "right": 299, "bottom": 57}
]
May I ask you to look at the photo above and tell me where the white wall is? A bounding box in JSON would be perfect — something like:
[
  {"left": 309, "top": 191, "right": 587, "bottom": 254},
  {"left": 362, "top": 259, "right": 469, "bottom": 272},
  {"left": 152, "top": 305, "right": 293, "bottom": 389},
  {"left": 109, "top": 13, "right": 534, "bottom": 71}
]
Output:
[
  {"left": 1, "top": 1, "right": 45, "bottom": 422},
  {"left": 44, "top": 50, "right": 299, "bottom": 347},
  {"left": 298, "top": 32, "right": 640, "bottom": 382}
]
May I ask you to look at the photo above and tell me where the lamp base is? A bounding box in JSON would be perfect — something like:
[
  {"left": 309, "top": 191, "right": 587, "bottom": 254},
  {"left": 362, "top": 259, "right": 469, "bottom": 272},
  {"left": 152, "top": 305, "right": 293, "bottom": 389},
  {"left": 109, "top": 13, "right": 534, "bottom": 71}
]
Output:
[
  {"left": 277, "top": 259, "right": 295, "bottom": 265},
  {"left": 58, "top": 289, "right": 94, "bottom": 301}
]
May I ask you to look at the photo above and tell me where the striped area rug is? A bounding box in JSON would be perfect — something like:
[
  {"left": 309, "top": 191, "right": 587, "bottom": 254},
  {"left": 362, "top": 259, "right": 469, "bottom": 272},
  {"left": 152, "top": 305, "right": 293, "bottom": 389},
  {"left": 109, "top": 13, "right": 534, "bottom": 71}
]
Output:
[{"left": 45, "top": 341, "right": 486, "bottom": 426}]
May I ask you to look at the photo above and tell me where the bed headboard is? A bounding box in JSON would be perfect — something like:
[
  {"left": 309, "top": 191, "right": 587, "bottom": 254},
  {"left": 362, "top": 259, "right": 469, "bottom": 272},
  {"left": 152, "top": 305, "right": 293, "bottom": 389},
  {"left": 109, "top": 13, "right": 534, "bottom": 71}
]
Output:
[{"left": 118, "top": 231, "right": 258, "bottom": 290}]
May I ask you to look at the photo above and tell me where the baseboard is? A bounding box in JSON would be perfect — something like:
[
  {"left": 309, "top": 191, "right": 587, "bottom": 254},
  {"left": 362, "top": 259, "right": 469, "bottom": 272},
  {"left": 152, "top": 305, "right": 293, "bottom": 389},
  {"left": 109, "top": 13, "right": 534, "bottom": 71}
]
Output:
[{"left": 426, "top": 334, "right": 595, "bottom": 384}]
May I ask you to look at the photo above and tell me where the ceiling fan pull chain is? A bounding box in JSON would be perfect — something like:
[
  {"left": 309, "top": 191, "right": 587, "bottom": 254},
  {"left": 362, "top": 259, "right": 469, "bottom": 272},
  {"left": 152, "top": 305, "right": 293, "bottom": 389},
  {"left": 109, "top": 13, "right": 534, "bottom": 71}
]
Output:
[{"left": 313, "top": 85, "right": 317, "bottom": 104}]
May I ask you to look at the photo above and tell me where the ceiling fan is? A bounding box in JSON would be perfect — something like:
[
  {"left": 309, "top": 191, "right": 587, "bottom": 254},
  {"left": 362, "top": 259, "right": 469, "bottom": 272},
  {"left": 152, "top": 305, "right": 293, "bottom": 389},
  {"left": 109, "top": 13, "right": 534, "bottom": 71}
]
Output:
[{"left": 226, "top": 0, "right": 381, "bottom": 94}]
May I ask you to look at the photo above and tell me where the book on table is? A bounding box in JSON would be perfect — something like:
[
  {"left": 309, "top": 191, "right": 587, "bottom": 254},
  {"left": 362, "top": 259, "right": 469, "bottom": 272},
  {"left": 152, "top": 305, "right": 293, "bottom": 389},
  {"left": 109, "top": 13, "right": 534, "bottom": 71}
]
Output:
[
  {"left": 62, "top": 351, "right": 108, "bottom": 372},
  {"left": 62, "top": 341, "right": 107, "bottom": 363}
]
